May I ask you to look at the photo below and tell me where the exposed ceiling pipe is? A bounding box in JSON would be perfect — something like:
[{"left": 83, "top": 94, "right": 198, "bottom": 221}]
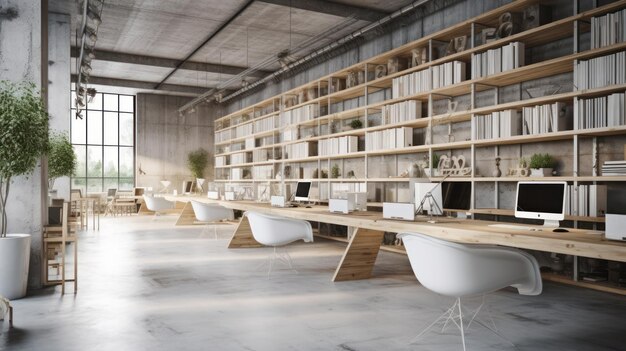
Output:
[{"left": 219, "top": 0, "right": 431, "bottom": 103}]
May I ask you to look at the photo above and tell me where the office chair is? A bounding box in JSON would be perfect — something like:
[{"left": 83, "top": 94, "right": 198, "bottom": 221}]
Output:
[
  {"left": 245, "top": 211, "right": 313, "bottom": 277},
  {"left": 398, "top": 232, "right": 542, "bottom": 351},
  {"left": 190, "top": 201, "right": 234, "bottom": 239},
  {"left": 142, "top": 195, "right": 175, "bottom": 219}
]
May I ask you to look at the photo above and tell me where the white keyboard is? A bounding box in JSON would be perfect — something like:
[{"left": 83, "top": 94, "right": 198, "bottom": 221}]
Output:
[{"left": 488, "top": 224, "right": 536, "bottom": 231}]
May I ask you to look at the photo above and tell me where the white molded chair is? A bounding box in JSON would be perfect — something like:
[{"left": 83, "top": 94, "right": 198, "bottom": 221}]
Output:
[
  {"left": 190, "top": 201, "right": 234, "bottom": 239},
  {"left": 245, "top": 211, "right": 313, "bottom": 276},
  {"left": 142, "top": 195, "right": 175, "bottom": 219},
  {"left": 398, "top": 233, "right": 542, "bottom": 351}
]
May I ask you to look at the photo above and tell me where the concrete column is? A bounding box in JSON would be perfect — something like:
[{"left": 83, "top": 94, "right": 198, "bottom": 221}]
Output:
[
  {"left": 48, "top": 12, "right": 71, "bottom": 201},
  {"left": 0, "top": 0, "right": 45, "bottom": 289}
]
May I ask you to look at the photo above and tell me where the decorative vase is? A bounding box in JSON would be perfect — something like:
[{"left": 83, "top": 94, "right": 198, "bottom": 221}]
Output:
[
  {"left": 493, "top": 157, "right": 502, "bottom": 177},
  {"left": 0, "top": 234, "right": 31, "bottom": 299},
  {"left": 409, "top": 163, "right": 420, "bottom": 178}
]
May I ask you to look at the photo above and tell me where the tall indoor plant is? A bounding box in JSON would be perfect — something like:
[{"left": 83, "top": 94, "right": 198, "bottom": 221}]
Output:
[
  {"left": 0, "top": 81, "right": 49, "bottom": 299},
  {"left": 187, "top": 148, "right": 209, "bottom": 193},
  {"left": 48, "top": 131, "right": 77, "bottom": 196}
]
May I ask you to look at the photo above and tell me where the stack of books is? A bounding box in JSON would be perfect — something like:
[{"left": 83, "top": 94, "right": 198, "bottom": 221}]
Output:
[
  {"left": 392, "top": 61, "right": 466, "bottom": 98},
  {"left": 382, "top": 100, "right": 422, "bottom": 124},
  {"left": 602, "top": 160, "right": 626, "bottom": 176},
  {"left": 522, "top": 102, "right": 571, "bottom": 135},
  {"left": 255, "top": 115, "right": 275, "bottom": 133},
  {"left": 285, "top": 141, "right": 317, "bottom": 160},
  {"left": 471, "top": 109, "right": 522, "bottom": 140},
  {"left": 591, "top": 8, "right": 626, "bottom": 49},
  {"left": 235, "top": 123, "right": 253, "bottom": 138},
  {"left": 365, "top": 127, "right": 412, "bottom": 151},
  {"left": 574, "top": 51, "right": 626, "bottom": 90},
  {"left": 576, "top": 92, "right": 626, "bottom": 129},
  {"left": 471, "top": 42, "right": 525, "bottom": 79},
  {"left": 319, "top": 136, "right": 358, "bottom": 156}
]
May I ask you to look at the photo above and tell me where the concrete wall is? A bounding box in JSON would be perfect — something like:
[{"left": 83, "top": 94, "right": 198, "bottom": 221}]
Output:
[
  {"left": 0, "top": 0, "right": 45, "bottom": 289},
  {"left": 136, "top": 94, "right": 218, "bottom": 193},
  {"left": 48, "top": 12, "right": 71, "bottom": 200}
]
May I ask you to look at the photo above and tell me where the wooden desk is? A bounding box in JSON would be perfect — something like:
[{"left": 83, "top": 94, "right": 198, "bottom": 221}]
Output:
[{"left": 164, "top": 197, "right": 626, "bottom": 284}]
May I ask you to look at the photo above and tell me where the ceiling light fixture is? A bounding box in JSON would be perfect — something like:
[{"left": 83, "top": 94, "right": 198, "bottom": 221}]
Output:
[{"left": 75, "top": 0, "right": 104, "bottom": 119}]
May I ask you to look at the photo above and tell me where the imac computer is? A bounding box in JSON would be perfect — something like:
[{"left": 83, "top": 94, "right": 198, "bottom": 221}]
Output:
[
  {"left": 515, "top": 181, "right": 566, "bottom": 228},
  {"left": 293, "top": 181, "right": 312, "bottom": 202}
]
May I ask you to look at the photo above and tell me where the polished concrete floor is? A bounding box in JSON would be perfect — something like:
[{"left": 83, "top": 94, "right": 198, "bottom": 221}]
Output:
[{"left": 1, "top": 215, "right": 626, "bottom": 351}]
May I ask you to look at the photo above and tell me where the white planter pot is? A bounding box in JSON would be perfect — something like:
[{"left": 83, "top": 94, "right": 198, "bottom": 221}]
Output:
[
  {"left": 530, "top": 168, "right": 553, "bottom": 177},
  {"left": 0, "top": 234, "right": 31, "bottom": 299}
]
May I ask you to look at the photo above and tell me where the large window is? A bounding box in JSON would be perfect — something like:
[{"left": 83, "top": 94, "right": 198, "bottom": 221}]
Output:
[{"left": 70, "top": 90, "right": 135, "bottom": 194}]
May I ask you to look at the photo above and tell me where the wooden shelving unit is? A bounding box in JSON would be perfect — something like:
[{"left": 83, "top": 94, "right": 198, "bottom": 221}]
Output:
[{"left": 214, "top": 0, "right": 626, "bottom": 294}]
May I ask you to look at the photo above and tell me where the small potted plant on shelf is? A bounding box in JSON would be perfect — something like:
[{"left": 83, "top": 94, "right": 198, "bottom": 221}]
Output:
[
  {"left": 529, "top": 153, "right": 555, "bottom": 177},
  {"left": 0, "top": 81, "right": 49, "bottom": 299},
  {"left": 350, "top": 119, "right": 363, "bottom": 129},
  {"left": 331, "top": 164, "right": 341, "bottom": 179},
  {"left": 48, "top": 131, "right": 77, "bottom": 203},
  {"left": 187, "top": 148, "right": 209, "bottom": 193},
  {"left": 422, "top": 154, "right": 440, "bottom": 177}
]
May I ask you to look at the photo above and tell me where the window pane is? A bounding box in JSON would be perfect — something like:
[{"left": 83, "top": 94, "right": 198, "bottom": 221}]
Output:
[
  {"left": 103, "top": 178, "right": 119, "bottom": 192},
  {"left": 119, "top": 147, "right": 134, "bottom": 178},
  {"left": 73, "top": 145, "right": 87, "bottom": 177},
  {"left": 71, "top": 112, "right": 86, "bottom": 144},
  {"left": 72, "top": 178, "right": 86, "bottom": 195},
  {"left": 87, "top": 110, "right": 103, "bottom": 145},
  {"left": 103, "top": 146, "right": 118, "bottom": 177},
  {"left": 119, "top": 95, "right": 134, "bottom": 112},
  {"left": 87, "top": 178, "right": 103, "bottom": 194},
  {"left": 104, "top": 112, "right": 118, "bottom": 145},
  {"left": 119, "top": 178, "right": 134, "bottom": 191},
  {"left": 119, "top": 113, "right": 134, "bottom": 146},
  {"left": 87, "top": 92, "right": 102, "bottom": 110},
  {"left": 103, "top": 94, "right": 118, "bottom": 111},
  {"left": 87, "top": 146, "right": 103, "bottom": 177}
]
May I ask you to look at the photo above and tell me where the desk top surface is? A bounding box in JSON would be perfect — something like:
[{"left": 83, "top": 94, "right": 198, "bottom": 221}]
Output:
[{"left": 164, "top": 195, "right": 626, "bottom": 262}]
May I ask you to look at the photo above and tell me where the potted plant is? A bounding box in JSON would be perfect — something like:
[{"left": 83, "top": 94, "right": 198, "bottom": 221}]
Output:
[
  {"left": 423, "top": 154, "right": 440, "bottom": 177},
  {"left": 530, "top": 153, "right": 555, "bottom": 177},
  {"left": 350, "top": 119, "right": 363, "bottom": 129},
  {"left": 0, "top": 81, "right": 49, "bottom": 299},
  {"left": 187, "top": 148, "right": 209, "bottom": 193},
  {"left": 48, "top": 132, "right": 77, "bottom": 202},
  {"left": 331, "top": 164, "right": 341, "bottom": 179}
]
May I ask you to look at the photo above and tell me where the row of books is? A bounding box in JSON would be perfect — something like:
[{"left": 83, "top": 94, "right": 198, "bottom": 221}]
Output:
[
  {"left": 319, "top": 136, "right": 359, "bottom": 156},
  {"left": 382, "top": 100, "right": 423, "bottom": 125},
  {"left": 231, "top": 168, "right": 244, "bottom": 180},
  {"left": 564, "top": 185, "right": 606, "bottom": 217},
  {"left": 471, "top": 109, "right": 522, "bottom": 140},
  {"left": 575, "top": 92, "right": 626, "bottom": 129},
  {"left": 521, "top": 102, "right": 571, "bottom": 135},
  {"left": 280, "top": 104, "right": 320, "bottom": 127},
  {"left": 255, "top": 115, "right": 276, "bottom": 134},
  {"left": 215, "top": 129, "right": 232, "bottom": 143},
  {"left": 235, "top": 123, "right": 253, "bottom": 139},
  {"left": 591, "top": 8, "right": 626, "bottom": 49},
  {"left": 601, "top": 160, "right": 626, "bottom": 176},
  {"left": 215, "top": 156, "right": 227, "bottom": 167},
  {"left": 365, "top": 127, "right": 413, "bottom": 151},
  {"left": 285, "top": 141, "right": 317, "bottom": 160},
  {"left": 252, "top": 165, "right": 274, "bottom": 180},
  {"left": 245, "top": 137, "right": 255, "bottom": 150},
  {"left": 230, "top": 152, "right": 248, "bottom": 165},
  {"left": 282, "top": 127, "right": 298, "bottom": 142},
  {"left": 471, "top": 42, "right": 525, "bottom": 79},
  {"left": 253, "top": 149, "right": 270, "bottom": 163},
  {"left": 574, "top": 51, "right": 626, "bottom": 90},
  {"left": 391, "top": 61, "right": 466, "bottom": 99}
]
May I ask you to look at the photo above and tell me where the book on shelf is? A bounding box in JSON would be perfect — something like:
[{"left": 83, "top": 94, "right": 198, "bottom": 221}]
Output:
[
  {"left": 564, "top": 184, "right": 607, "bottom": 217},
  {"left": 591, "top": 8, "right": 626, "bottom": 50},
  {"left": 235, "top": 123, "right": 253, "bottom": 138},
  {"left": 471, "top": 109, "right": 522, "bottom": 140},
  {"left": 216, "top": 129, "right": 233, "bottom": 143},
  {"left": 252, "top": 149, "right": 270, "bottom": 162},
  {"left": 282, "top": 127, "right": 299, "bottom": 142},
  {"left": 574, "top": 51, "right": 626, "bottom": 90},
  {"left": 576, "top": 92, "right": 626, "bottom": 129},
  {"left": 522, "top": 102, "right": 571, "bottom": 135},
  {"left": 245, "top": 137, "right": 255, "bottom": 150},
  {"left": 215, "top": 156, "right": 227, "bottom": 167},
  {"left": 365, "top": 127, "right": 413, "bottom": 151},
  {"left": 252, "top": 165, "right": 273, "bottom": 179},
  {"left": 382, "top": 100, "right": 423, "bottom": 124},
  {"left": 319, "top": 136, "right": 358, "bottom": 156},
  {"left": 392, "top": 61, "right": 466, "bottom": 99},
  {"left": 472, "top": 42, "right": 525, "bottom": 79},
  {"left": 285, "top": 141, "right": 317, "bottom": 159},
  {"left": 602, "top": 160, "right": 626, "bottom": 175},
  {"left": 230, "top": 152, "right": 247, "bottom": 165},
  {"left": 254, "top": 115, "right": 275, "bottom": 133},
  {"left": 280, "top": 104, "right": 320, "bottom": 127}
]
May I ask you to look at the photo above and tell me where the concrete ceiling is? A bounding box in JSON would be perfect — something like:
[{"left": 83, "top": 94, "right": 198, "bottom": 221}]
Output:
[{"left": 54, "top": 0, "right": 415, "bottom": 97}]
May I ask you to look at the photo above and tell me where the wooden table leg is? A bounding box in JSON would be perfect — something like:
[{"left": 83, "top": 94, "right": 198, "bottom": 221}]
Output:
[
  {"left": 332, "top": 228, "right": 385, "bottom": 282},
  {"left": 175, "top": 202, "right": 197, "bottom": 226},
  {"left": 137, "top": 202, "right": 154, "bottom": 215},
  {"left": 9, "top": 306, "right": 13, "bottom": 328},
  {"left": 227, "top": 215, "right": 263, "bottom": 248}
]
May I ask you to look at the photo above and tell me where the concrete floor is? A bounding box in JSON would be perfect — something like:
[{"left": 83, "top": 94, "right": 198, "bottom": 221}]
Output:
[{"left": 1, "top": 215, "right": 626, "bottom": 351}]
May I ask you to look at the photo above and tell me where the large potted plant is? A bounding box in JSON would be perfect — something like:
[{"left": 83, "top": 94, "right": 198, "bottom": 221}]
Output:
[
  {"left": 187, "top": 148, "right": 209, "bottom": 193},
  {"left": 0, "top": 81, "right": 49, "bottom": 299},
  {"left": 48, "top": 132, "right": 76, "bottom": 201},
  {"left": 530, "top": 153, "right": 555, "bottom": 177}
]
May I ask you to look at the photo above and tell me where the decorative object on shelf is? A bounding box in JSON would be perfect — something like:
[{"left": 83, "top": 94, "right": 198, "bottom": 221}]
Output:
[
  {"left": 493, "top": 157, "right": 502, "bottom": 178},
  {"left": 497, "top": 12, "right": 522, "bottom": 38},
  {"left": 446, "top": 100, "right": 459, "bottom": 114},
  {"left": 346, "top": 71, "right": 357, "bottom": 88},
  {"left": 387, "top": 57, "right": 407, "bottom": 74},
  {"left": 357, "top": 70, "right": 365, "bottom": 85},
  {"left": 481, "top": 27, "right": 497, "bottom": 45},
  {"left": 159, "top": 180, "right": 171, "bottom": 193},
  {"left": 423, "top": 154, "right": 441, "bottom": 177},
  {"left": 346, "top": 170, "right": 356, "bottom": 178},
  {"left": 187, "top": 148, "right": 209, "bottom": 191},
  {"left": 321, "top": 169, "right": 328, "bottom": 179},
  {"left": 445, "top": 36, "right": 467, "bottom": 55},
  {"left": 530, "top": 153, "right": 555, "bottom": 177},
  {"left": 409, "top": 162, "right": 420, "bottom": 178},
  {"left": 275, "top": 171, "right": 283, "bottom": 180},
  {"left": 522, "top": 4, "right": 552, "bottom": 31},
  {"left": 284, "top": 165, "right": 291, "bottom": 178},
  {"left": 297, "top": 90, "right": 306, "bottom": 104},
  {"left": 243, "top": 169, "right": 252, "bottom": 180},
  {"left": 374, "top": 65, "right": 387, "bottom": 79},
  {"left": 331, "top": 164, "right": 341, "bottom": 179},
  {"left": 329, "top": 77, "right": 345, "bottom": 93},
  {"left": 411, "top": 47, "right": 428, "bottom": 67},
  {"left": 350, "top": 119, "right": 363, "bottom": 129},
  {"left": 438, "top": 155, "right": 471, "bottom": 176},
  {"left": 312, "top": 169, "right": 318, "bottom": 179},
  {"left": 507, "top": 158, "right": 531, "bottom": 177}
]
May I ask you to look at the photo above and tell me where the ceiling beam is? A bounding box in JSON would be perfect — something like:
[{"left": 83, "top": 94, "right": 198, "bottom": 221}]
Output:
[
  {"left": 71, "top": 75, "right": 207, "bottom": 95},
  {"left": 71, "top": 48, "right": 269, "bottom": 78},
  {"left": 256, "top": 0, "right": 389, "bottom": 22}
]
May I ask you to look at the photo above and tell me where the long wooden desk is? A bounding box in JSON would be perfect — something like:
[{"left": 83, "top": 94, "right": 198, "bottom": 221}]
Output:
[{"left": 164, "top": 196, "right": 626, "bottom": 284}]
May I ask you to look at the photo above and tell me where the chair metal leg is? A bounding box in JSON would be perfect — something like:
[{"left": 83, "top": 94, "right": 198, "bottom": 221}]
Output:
[{"left": 458, "top": 298, "right": 467, "bottom": 351}]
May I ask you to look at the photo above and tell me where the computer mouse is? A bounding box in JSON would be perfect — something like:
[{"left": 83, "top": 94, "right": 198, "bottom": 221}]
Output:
[
  {"left": 553, "top": 228, "right": 569, "bottom": 233},
  {"left": 305, "top": 206, "right": 312, "bottom": 208}
]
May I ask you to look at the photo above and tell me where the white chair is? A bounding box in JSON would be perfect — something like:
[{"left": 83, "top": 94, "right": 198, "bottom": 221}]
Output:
[
  {"left": 398, "top": 232, "right": 542, "bottom": 351},
  {"left": 190, "top": 201, "right": 234, "bottom": 239},
  {"left": 142, "top": 195, "right": 175, "bottom": 219},
  {"left": 245, "top": 211, "right": 313, "bottom": 277}
]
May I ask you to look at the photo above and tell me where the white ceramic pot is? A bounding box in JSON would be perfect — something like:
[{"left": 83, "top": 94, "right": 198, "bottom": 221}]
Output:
[
  {"left": 530, "top": 168, "right": 553, "bottom": 177},
  {"left": 0, "top": 234, "right": 31, "bottom": 299}
]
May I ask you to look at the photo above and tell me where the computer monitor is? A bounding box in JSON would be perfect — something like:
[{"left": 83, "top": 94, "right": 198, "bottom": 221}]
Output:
[
  {"left": 414, "top": 182, "right": 443, "bottom": 215},
  {"left": 294, "top": 181, "right": 311, "bottom": 202},
  {"left": 183, "top": 180, "right": 194, "bottom": 194},
  {"left": 515, "top": 181, "right": 566, "bottom": 227},
  {"left": 442, "top": 182, "right": 471, "bottom": 210}
]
